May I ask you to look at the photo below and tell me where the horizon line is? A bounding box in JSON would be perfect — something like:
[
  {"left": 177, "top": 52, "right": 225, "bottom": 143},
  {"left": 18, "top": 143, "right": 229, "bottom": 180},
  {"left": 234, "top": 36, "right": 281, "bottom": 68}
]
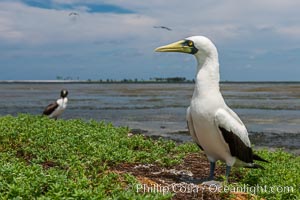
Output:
[{"left": 0, "top": 80, "right": 299, "bottom": 84}]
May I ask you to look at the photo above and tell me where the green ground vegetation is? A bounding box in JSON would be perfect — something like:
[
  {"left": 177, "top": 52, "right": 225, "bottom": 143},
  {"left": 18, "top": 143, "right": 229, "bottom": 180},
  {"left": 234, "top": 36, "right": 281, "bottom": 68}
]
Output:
[
  {"left": 0, "top": 114, "right": 299, "bottom": 199},
  {"left": 236, "top": 149, "right": 300, "bottom": 200}
]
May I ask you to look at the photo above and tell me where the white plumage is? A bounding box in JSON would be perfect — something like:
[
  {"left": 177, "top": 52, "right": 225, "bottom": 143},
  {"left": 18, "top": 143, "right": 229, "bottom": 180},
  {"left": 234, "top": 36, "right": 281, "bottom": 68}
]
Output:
[
  {"left": 48, "top": 98, "right": 68, "bottom": 119},
  {"left": 156, "top": 36, "right": 267, "bottom": 180}
]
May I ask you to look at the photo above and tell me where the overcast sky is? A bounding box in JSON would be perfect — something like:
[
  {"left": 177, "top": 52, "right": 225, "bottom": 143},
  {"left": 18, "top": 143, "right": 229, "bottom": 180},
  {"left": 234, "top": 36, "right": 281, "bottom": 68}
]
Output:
[{"left": 1, "top": 0, "right": 300, "bottom": 81}]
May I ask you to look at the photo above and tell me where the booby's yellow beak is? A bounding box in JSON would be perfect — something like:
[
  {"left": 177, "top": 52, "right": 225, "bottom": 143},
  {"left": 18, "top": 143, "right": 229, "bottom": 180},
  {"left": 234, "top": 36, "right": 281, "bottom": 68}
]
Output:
[{"left": 155, "top": 40, "right": 198, "bottom": 54}]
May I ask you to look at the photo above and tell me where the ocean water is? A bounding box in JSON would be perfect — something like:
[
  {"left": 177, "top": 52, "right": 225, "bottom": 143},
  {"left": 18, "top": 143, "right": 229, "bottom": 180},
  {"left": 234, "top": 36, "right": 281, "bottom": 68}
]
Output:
[{"left": 0, "top": 82, "right": 299, "bottom": 153}]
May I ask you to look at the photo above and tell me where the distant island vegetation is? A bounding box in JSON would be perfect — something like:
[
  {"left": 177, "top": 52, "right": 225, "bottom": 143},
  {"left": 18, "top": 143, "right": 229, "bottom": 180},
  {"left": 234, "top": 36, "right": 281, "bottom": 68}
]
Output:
[
  {"left": 55, "top": 76, "right": 195, "bottom": 83},
  {"left": 54, "top": 76, "right": 300, "bottom": 84},
  {"left": 0, "top": 76, "right": 298, "bottom": 84}
]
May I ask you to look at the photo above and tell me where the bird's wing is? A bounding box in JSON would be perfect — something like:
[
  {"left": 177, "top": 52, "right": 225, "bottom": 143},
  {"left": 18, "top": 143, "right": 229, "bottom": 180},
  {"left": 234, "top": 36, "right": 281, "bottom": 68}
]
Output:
[
  {"left": 43, "top": 102, "right": 59, "bottom": 115},
  {"left": 186, "top": 107, "right": 203, "bottom": 150},
  {"left": 214, "top": 108, "right": 254, "bottom": 163},
  {"left": 161, "top": 26, "right": 171, "bottom": 30},
  {"left": 153, "top": 26, "right": 172, "bottom": 31}
]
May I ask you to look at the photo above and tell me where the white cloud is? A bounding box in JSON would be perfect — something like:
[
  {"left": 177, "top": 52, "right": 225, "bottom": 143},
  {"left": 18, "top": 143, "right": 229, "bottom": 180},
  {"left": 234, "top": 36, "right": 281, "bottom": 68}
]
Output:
[
  {"left": 1, "top": 0, "right": 300, "bottom": 80},
  {"left": 277, "top": 26, "right": 300, "bottom": 39},
  {"left": 3, "top": 0, "right": 300, "bottom": 46},
  {"left": 0, "top": 1, "right": 158, "bottom": 46}
]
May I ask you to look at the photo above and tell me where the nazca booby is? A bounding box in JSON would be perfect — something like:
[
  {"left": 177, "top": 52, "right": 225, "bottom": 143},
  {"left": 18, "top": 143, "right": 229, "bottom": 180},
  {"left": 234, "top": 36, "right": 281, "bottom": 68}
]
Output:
[
  {"left": 155, "top": 36, "right": 268, "bottom": 180},
  {"left": 43, "top": 89, "right": 68, "bottom": 120}
]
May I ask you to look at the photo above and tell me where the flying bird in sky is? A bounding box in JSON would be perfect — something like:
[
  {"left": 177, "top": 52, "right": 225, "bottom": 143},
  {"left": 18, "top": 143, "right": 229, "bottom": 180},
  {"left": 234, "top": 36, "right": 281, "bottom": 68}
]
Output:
[
  {"left": 153, "top": 26, "right": 172, "bottom": 31},
  {"left": 69, "top": 12, "right": 79, "bottom": 16}
]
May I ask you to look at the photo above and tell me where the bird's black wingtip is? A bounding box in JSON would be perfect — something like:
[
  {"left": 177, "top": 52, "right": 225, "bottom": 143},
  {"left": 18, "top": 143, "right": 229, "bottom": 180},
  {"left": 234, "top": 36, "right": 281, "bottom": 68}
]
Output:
[
  {"left": 253, "top": 163, "right": 265, "bottom": 170},
  {"left": 196, "top": 143, "right": 204, "bottom": 151},
  {"left": 253, "top": 154, "right": 270, "bottom": 163}
]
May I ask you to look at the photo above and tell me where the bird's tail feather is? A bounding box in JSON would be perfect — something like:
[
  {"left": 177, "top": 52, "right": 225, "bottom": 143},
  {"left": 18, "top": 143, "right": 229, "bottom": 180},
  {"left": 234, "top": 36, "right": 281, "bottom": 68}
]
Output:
[{"left": 253, "top": 154, "right": 269, "bottom": 163}]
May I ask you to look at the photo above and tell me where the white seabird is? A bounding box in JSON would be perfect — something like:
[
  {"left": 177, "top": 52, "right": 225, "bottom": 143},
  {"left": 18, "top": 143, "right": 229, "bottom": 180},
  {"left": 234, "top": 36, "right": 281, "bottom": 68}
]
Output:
[
  {"left": 43, "top": 89, "right": 68, "bottom": 120},
  {"left": 155, "top": 36, "right": 268, "bottom": 180}
]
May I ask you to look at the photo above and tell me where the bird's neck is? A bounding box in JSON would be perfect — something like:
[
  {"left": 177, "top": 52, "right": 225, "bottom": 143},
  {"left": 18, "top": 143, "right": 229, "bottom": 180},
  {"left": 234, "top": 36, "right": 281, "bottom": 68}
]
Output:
[
  {"left": 193, "top": 53, "right": 220, "bottom": 98},
  {"left": 63, "top": 97, "right": 68, "bottom": 103}
]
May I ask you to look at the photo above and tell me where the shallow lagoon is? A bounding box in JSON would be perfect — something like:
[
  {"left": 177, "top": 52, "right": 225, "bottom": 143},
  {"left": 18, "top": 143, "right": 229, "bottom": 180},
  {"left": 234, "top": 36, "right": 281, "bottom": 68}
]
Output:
[{"left": 0, "top": 82, "right": 299, "bottom": 153}]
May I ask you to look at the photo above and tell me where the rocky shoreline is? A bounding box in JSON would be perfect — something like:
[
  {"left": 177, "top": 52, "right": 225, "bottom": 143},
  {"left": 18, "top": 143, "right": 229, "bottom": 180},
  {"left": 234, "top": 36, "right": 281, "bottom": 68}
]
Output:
[{"left": 130, "top": 128, "right": 300, "bottom": 155}]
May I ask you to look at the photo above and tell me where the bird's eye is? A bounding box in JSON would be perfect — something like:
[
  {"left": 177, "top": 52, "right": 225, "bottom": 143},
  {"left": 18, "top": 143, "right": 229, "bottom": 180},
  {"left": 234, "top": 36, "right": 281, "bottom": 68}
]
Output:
[{"left": 188, "top": 41, "right": 193, "bottom": 47}]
